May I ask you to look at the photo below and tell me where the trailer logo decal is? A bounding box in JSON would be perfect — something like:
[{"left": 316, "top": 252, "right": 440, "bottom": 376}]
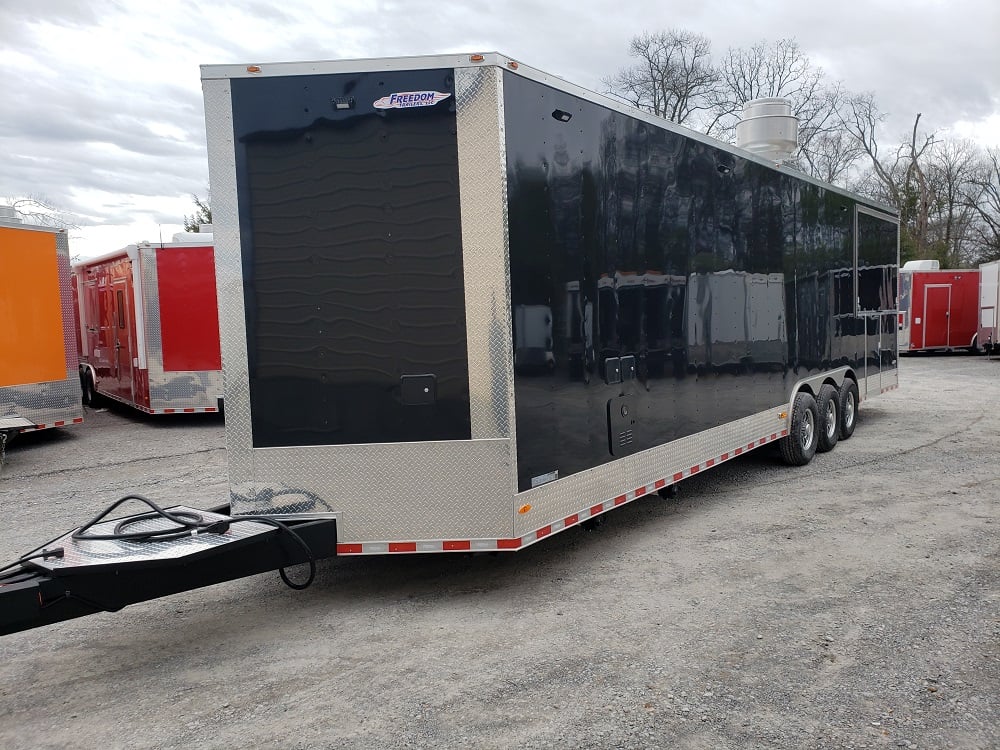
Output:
[{"left": 373, "top": 91, "right": 451, "bottom": 109}]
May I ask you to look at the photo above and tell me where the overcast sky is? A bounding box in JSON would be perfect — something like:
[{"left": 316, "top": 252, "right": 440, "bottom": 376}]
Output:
[{"left": 2, "top": 0, "right": 998, "bottom": 257}]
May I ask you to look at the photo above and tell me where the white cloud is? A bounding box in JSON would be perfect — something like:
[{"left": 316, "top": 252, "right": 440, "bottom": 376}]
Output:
[{"left": 2, "top": 0, "right": 998, "bottom": 258}]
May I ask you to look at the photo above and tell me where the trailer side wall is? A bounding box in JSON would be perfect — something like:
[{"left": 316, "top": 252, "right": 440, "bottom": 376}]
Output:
[{"left": 502, "top": 72, "right": 897, "bottom": 490}]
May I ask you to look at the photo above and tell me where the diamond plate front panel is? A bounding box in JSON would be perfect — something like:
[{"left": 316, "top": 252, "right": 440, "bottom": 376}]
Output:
[
  {"left": 137, "top": 245, "right": 224, "bottom": 411},
  {"left": 455, "top": 66, "right": 515, "bottom": 445},
  {"left": 0, "top": 228, "right": 83, "bottom": 431},
  {"left": 242, "top": 439, "right": 513, "bottom": 540}
]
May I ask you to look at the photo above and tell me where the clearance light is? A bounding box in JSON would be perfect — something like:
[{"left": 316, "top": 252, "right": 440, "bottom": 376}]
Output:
[
  {"left": 246, "top": 65, "right": 262, "bottom": 74},
  {"left": 518, "top": 504, "right": 532, "bottom": 515},
  {"left": 470, "top": 54, "right": 485, "bottom": 62},
  {"left": 778, "top": 412, "right": 788, "bottom": 420},
  {"left": 507, "top": 60, "right": 519, "bottom": 70}
]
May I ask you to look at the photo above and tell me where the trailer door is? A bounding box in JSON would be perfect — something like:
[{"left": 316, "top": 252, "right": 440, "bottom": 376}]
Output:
[
  {"left": 856, "top": 207, "right": 899, "bottom": 394},
  {"left": 923, "top": 285, "right": 951, "bottom": 349},
  {"left": 112, "top": 278, "right": 134, "bottom": 399}
]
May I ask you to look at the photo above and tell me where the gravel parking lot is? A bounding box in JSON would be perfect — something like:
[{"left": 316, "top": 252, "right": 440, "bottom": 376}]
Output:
[{"left": 0, "top": 356, "right": 997, "bottom": 749}]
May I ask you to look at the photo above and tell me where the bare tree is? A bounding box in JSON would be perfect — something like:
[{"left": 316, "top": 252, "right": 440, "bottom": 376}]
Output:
[
  {"left": 967, "top": 147, "right": 1000, "bottom": 262},
  {"left": 925, "top": 139, "right": 983, "bottom": 267},
  {"left": 842, "top": 97, "right": 937, "bottom": 262},
  {"left": 798, "top": 128, "right": 865, "bottom": 185},
  {"left": 705, "top": 38, "right": 844, "bottom": 164},
  {"left": 603, "top": 29, "right": 718, "bottom": 125},
  {"left": 3, "top": 195, "right": 79, "bottom": 229}
]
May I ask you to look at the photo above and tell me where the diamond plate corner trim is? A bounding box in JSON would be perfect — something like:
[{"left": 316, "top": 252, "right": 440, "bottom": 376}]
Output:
[
  {"left": 512, "top": 405, "right": 790, "bottom": 537},
  {"left": 55, "top": 232, "right": 79, "bottom": 380},
  {"left": 203, "top": 78, "right": 254, "bottom": 485},
  {"left": 455, "top": 66, "right": 515, "bottom": 448}
]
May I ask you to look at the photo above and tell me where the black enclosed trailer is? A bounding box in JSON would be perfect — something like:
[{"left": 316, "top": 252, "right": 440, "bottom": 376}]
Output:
[
  {"left": 201, "top": 52, "right": 898, "bottom": 551},
  {"left": 1, "top": 52, "right": 899, "bottom": 634}
]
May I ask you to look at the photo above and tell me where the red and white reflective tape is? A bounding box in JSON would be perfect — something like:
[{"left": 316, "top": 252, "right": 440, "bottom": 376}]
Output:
[
  {"left": 335, "top": 428, "right": 790, "bottom": 556},
  {"left": 879, "top": 384, "right": 898, "bottom": 395},
  {"left": 20, "top": 417, "right": 85, "bottom": 433},
  {"left": 156, "top": 407, "right": 219, "bottom": 414}
]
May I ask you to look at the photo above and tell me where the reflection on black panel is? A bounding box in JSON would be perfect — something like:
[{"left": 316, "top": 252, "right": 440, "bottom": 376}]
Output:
[
  {"left": 503, "top": 71, "right": 891, "bottom": 491},
  {"left": 231, "top": 71, "right": 471, "bottom": 448}
]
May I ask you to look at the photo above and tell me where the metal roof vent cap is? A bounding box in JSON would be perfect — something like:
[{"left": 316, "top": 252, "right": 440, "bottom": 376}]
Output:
[{"left": 735, "top": 97, "right": 799, "bottom": 163}]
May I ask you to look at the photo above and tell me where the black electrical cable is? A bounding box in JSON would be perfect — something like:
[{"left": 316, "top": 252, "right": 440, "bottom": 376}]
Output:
[
  {"left": 68, "top": 494, "right": 317, "bottom": 590},
  {"left": 72, "top": 494, "right": 215, "bottom": 542}
]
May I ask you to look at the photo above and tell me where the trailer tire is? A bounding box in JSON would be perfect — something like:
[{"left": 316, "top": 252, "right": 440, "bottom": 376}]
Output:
[
  {"left": 780, "top": 392, "right": 819, "bottom": 466},
  {"left": 82, "top": 372, "right": 100, "bottom": 407},
  {"left": 816, "top": 384, "right": 840, "bottom": 453},
  {"left": 838, "top": 379, "right": 859, "bottom": 440}
]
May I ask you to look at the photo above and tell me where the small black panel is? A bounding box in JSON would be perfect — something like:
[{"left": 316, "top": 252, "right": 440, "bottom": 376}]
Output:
[
  {"left": 401, "top": 374, "right": 437, "bottom": 406},
  {"left": 605, "top": 358, "right": 621, "bottom": 385},
  {"left": 607, "top": 396, "right": 637, "bottom": 457},
  {"left": 620, "top": 355, "right": 637, "bottom": 381}
]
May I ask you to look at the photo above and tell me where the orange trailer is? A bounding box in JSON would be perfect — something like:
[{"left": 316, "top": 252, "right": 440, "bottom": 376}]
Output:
[{"left": 0, "top": 219, "right": 84, "bottom": 440}]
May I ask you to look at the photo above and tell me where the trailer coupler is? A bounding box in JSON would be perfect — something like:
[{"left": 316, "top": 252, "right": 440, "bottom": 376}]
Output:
[{"left": 0, "top": 498, "right": 338, "bottom": 636}]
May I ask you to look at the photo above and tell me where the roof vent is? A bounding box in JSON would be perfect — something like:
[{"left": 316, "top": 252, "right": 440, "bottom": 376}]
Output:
[
  {"left": 735, "top": 98, "right": 798, "bottom": 163},
  {"left": 901, "top": 259, "right": 940, "bottom": 271}
]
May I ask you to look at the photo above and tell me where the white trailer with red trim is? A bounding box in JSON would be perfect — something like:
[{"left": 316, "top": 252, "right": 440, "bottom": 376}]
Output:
[
  {"left": 978, "top": 260, "right": 1000, "bottom": 355},
  {"left": 72, "top": 234, "right": 223, "bottom": 414},
  {"left": 0, "top": 218, "right": 84, "bottom": 441}
]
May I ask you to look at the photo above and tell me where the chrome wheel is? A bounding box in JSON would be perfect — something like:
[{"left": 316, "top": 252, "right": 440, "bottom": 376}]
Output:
[{"left": 800, "top": 408, "right": 815, "bottom": 451}]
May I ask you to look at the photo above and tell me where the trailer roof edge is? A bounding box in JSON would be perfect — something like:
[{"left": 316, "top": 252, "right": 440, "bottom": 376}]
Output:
[{"left": 200, "top": 51, "right": 897, "bottom": 216}]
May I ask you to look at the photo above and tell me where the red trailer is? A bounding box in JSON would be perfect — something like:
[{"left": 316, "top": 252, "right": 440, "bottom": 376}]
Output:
[
  {"left": 898, "top": 263, "right": 980, "bottom": 353},
  {"left": 72, "top": 233, "right": 223, "bottom": 413}
]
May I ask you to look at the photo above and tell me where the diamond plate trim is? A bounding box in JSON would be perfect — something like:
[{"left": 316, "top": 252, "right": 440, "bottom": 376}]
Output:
[
  {"left": 0, "top": 228, "right": 84, "bottom": 432},
  {"left": 455, "top": 66, "right": 515, "bottom": 447},
  {"left": 203, "top": 77, "right": 254, "bottom": 485},
  {"left": 513, "top": 404, "right": 791, "bottom": 537}
]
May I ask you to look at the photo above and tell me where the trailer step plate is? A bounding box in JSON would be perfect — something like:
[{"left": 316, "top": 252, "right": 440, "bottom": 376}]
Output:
[{"left": 27, "top": 506, "right": 278, "bottom": 574}]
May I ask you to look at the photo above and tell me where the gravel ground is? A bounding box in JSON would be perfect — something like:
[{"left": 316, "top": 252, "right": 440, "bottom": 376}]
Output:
[{"left": 0, "top": 356, "right": 997, "bottom": 750}]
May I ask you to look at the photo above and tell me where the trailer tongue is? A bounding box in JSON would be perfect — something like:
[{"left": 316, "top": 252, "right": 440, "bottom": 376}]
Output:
[{"left": 0, "top": 498, "right": 337, "bottom": 636}]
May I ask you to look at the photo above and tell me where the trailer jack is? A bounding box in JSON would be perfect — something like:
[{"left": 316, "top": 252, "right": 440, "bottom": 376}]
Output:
[{"left": 0, "top": 496, "right": 338, "bottom": 636}]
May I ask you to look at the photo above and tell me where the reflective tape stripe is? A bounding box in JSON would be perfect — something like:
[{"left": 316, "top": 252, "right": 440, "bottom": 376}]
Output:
[{"left": 334, "top": 429, "right": 793, "bottom": 555}]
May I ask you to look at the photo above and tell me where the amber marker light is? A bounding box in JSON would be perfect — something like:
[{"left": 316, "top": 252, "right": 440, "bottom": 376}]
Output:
[
  {"left": 518, "top": 504, "right": 532, "bottom": 515},
  {"left": 469, "top": 54, "right": 485, "bottom": 62},
  {"left": 779, "top": 412, "right": 788, "bottom": 420},
  {"left": 246, "top": 65, "right": 262, "bottom": 73}
]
